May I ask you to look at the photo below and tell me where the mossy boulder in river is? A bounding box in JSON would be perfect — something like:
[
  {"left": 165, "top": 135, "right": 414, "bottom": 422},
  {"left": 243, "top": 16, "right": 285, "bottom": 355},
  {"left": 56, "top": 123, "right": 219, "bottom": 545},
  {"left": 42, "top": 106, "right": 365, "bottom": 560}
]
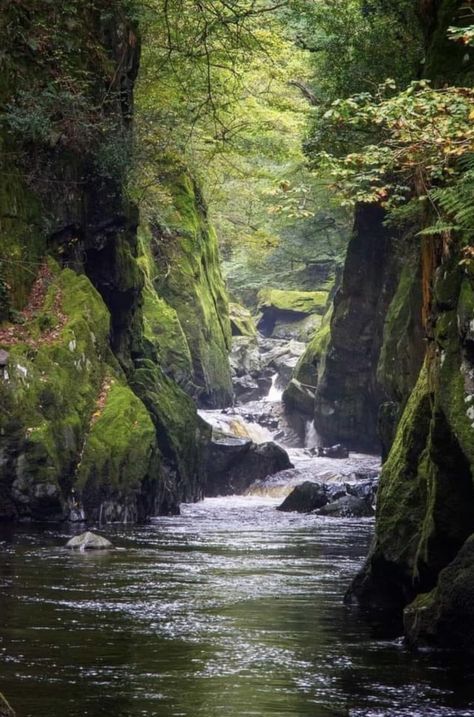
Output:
[{"left": 257, "top": 288, "right": 328, "bottom": 341}]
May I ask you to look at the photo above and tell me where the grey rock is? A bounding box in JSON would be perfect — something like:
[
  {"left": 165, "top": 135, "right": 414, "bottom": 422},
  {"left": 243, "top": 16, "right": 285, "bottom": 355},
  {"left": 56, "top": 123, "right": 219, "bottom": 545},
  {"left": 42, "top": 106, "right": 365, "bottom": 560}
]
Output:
[{"left": 66, "top": 531, "right": 113, "bottom": 550}]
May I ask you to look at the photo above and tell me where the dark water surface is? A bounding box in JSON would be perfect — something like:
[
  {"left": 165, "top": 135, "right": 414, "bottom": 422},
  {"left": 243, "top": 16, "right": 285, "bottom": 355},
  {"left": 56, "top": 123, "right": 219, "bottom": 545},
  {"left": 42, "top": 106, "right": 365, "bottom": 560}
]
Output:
[{"left": 1, "top": 496, "right": 474, "bottom": 717}]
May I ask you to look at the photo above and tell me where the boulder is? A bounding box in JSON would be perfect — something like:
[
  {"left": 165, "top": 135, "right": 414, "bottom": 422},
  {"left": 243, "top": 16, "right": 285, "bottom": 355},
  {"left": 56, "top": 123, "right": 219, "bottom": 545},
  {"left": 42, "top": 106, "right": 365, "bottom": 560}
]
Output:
[
  {"left": 66, "top": 531, "right": 113, "bottom": 550},
  {"left": 277, "top": 481, "right": 328, "bottom": 513},
  {"left": 316, "top": 495, "right": 374, "bottom": 518},
  {"left": 283, "top": 379, "right": 316, "bottom": 416},
  {"left": 205, "top": 440, "right": 292, "bottom": 496},
  {"left": 257, "top": 289, "right": 328, "bottom": 341},
  {"left": 316, "top": 444, "right": 349, "bottom": 459}
]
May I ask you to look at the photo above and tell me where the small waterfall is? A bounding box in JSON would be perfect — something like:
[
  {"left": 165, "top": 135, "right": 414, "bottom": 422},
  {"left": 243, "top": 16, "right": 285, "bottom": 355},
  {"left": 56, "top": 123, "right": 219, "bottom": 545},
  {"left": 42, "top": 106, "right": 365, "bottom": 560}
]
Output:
[
  {"left": 305, "top": 420, "right": 322, "bottom": 449},
  {"left": 267, "top": 373, "right": 283, "bottom": 403}
]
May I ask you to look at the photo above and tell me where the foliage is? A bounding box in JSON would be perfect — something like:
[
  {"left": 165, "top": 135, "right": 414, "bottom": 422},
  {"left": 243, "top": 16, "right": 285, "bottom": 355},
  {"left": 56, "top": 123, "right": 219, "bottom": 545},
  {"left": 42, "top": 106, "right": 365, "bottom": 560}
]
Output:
[{"left": 308, "top": 80, "right": 474, "bottom": 248}]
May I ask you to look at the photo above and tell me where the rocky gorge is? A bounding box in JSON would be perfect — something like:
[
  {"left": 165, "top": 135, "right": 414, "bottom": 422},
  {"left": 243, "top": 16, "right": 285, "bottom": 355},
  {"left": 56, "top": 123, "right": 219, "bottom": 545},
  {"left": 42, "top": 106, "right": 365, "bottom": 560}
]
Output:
[{"left": 1, "top": 4, "right": 474, "bottom": 715}]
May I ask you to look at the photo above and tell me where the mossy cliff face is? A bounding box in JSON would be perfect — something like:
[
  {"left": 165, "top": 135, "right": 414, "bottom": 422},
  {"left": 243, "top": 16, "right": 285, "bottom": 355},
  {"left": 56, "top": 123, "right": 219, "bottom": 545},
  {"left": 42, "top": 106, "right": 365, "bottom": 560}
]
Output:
[
  {"left": 0, "top": 265, "right": 157, "bottom": 522},
  {"left": 0, "top": 2, "right": 217, "bottom": 522},
  {"left": 347, "top": 1, "right": 474, "bottom": 649},
  {"left": 143, "top": 166, "right": 233, "bottom": 408},
  {"left": 350, "top": 248, "right": 474, "bottom": 638}
]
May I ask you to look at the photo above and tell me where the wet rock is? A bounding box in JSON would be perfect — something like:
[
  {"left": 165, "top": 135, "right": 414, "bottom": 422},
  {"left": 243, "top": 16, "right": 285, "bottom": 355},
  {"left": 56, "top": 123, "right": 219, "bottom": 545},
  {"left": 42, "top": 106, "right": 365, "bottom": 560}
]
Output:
[
  {"left": 316, "top": 444, "right": 349, "bottom": 459},
  {"left": 66, "top": 531, "right": 113, "bottom": 550},
  {"left": 283, "top": 378, "right": 316, "bottom": 416},
  {"left": 346, "top": 479, "right": 378, "bottom": 506},
  {"left": 205, "top": 440, "right": 292, "bottom": 497},
  {"left": 404, "top": 535, "right": 474, "bottom": 650},
  {"left": 0, "top": 693, "right": 14, "bottom": 717},
  {"left": 277, "top": 481, "right": 328, "bottom": 513},
  {"left": 316, "top": 495, "right": 374, "bottom": 518}
]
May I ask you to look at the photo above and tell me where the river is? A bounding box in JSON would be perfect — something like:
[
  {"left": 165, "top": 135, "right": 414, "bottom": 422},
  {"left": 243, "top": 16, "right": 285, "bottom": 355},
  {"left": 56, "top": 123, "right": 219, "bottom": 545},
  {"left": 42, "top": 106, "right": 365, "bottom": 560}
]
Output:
[{"left": 1, "top": 496, "right": 474, "bottom": 717}]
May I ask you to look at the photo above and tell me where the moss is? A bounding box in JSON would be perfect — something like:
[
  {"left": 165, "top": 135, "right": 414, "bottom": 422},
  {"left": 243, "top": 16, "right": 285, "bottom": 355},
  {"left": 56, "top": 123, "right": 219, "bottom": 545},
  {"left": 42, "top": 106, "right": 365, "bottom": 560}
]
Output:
[
  {"left": 131, "top": 360, "right": 203, "bottom": 504},
  {"left": 375, "top": 361, "right": 433, "bottom": 574},
  {"left": 0, "top": 267, "right": 112, "bottom": 518},
  {"left": 144, "top": 162, "right": 233, "bottom": 407},
  {"left": 75, "top": 381, "right": 156, "bottom": 500},
  {"left": 377, "top": 261, "right": 424, "bottom": 403},
  {"left": 293, "top": 305, "right": 333, "bottom": 388},
  {"left": 437, "top": 284, "right": 474, "bottom": 473},
  {"left": 137, "top": 228, "right": 193, "bottom": 386},
  {"left": 257, "top": 288, "right": 328, "bottom": 315},
  {"left": 228, "top": 302, "right": 257, "bottom": 337}
]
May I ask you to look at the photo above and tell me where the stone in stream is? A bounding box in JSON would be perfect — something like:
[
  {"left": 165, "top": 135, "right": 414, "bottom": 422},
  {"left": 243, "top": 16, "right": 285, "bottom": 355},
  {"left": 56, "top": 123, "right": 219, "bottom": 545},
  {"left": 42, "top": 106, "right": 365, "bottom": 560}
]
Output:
[
  {"left": 277, "top": 481, "right": 328, "bottom": 513},
  {"left": 316, "top": 444, "right": 349, "bottom": 459},
  {"left": 205, "top": 438, "right": 292, "bottom": 497},
  {"left": 0, "top": 693, "right": 15, "bottom": 717},
  {"left": 315, "top": 495, "right": 374, "bottom": 518},
  {"left": 66, "top": 531, "right": 113, "bottom": 550}
]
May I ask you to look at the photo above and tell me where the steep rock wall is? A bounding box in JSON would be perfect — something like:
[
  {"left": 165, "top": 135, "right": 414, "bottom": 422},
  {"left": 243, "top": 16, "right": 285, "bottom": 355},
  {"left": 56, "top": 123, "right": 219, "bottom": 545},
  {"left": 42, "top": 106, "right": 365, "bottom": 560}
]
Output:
[
  {"left": 348, "top": 0, "right": 474, "bottom": 648},
  {"left": 0, "top": 1, "right": 230, "bottom": 523}
]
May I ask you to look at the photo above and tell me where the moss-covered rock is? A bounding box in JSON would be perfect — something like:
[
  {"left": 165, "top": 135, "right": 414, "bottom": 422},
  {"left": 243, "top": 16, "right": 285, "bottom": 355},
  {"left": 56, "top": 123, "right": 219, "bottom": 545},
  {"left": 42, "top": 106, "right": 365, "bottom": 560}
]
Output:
[
  {"left": 313, "top": 204, "right": 399, "bottom": 452},
  {"left": 350, "top": 258, "right": 474, "bottom": 630},
  {"left": 145, "top": 164, "right": 233, "bottom": 408},
  {"left": 404, "top": 534, "right": 474, "bottom": 649},
  {"left": 229, "top": 302, "right": 257, "bottom": 337},
  {"left": 75, "top": 381, "right": 158, "bottom": 523},
  {"left": 257, "top": 288, "right": 329, "bottom": 341},
  {"left": 258, "top": 288, "right": 328, "bottom": 315}
]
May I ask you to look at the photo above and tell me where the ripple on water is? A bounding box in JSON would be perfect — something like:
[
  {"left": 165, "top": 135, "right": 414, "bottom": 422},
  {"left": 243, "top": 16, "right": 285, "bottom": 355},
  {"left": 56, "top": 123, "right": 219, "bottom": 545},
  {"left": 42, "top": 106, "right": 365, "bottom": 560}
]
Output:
[{"left": 0, "top": 496, "right": 473, "bottom": 717}]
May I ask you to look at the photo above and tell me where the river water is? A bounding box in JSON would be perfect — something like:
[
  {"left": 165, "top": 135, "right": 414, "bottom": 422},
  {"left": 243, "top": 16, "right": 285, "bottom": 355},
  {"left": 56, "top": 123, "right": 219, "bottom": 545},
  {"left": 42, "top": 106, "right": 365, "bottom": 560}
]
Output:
[{"left": 1, "top": 496, "right": 474, "bottom": 717}]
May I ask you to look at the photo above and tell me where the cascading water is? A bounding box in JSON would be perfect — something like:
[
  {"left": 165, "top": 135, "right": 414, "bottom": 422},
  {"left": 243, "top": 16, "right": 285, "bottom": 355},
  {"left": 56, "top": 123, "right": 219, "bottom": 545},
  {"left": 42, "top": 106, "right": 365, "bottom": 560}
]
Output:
[
  {"left": 266, "top": 373, "right": 283, "bottom": 402},
  {"left": 304, "top": 419, "right": 322, "bottom": 449}
]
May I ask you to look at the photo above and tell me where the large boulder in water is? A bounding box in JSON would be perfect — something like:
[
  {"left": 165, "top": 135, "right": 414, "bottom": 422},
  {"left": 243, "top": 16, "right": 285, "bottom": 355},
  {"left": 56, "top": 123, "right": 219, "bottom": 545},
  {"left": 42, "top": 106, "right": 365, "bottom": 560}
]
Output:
[
  {"left": 205, "top": 439, "right": 292, "bottom": 496},
  {"left": 66, "top": 531, "right": 113, "bottom": 550},
  {"left": 277, "top": 481, "right": 328, "bottom": 513}
]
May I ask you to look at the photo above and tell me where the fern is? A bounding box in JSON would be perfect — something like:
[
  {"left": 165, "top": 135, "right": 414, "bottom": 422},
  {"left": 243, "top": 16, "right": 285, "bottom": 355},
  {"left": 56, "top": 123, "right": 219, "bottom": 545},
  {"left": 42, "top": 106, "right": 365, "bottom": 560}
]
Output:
[{"left": 425, "top": 154, "right": 474, "bottom": 245}]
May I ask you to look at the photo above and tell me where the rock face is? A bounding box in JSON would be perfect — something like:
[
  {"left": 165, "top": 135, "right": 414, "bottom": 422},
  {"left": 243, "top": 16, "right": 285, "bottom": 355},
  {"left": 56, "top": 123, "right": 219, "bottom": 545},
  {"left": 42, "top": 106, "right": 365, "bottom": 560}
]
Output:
[
  {"left": 345, "top": 3, "right": 474, "bottom": 649},
  {"left": 66, "top": 532, "right": 113, "bottom": 550},
  {"left": 257, "top": 288, "right": 329, "bottom": 341},
  {"left": 0, "top": 2, "right": 231, "bottom": 523},
  {"left": 205, "top": 439, "right": 292, "bottom": 496},
  {"left": 404, "top": 534, "right": 474, "bottom": 650},
  {"left": 313, "top": 204, "right": 402, "bottom": 452},
  {"left": 143, "top": 165, "right": 234, "bottom": 408}
]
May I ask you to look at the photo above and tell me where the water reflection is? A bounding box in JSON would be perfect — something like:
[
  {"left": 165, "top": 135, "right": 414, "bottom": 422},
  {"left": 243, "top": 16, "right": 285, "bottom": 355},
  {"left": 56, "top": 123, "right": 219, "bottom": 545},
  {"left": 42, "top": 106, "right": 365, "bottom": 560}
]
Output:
[{"left": 0, "top": 498, "right": 473, "bottom": 717}]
